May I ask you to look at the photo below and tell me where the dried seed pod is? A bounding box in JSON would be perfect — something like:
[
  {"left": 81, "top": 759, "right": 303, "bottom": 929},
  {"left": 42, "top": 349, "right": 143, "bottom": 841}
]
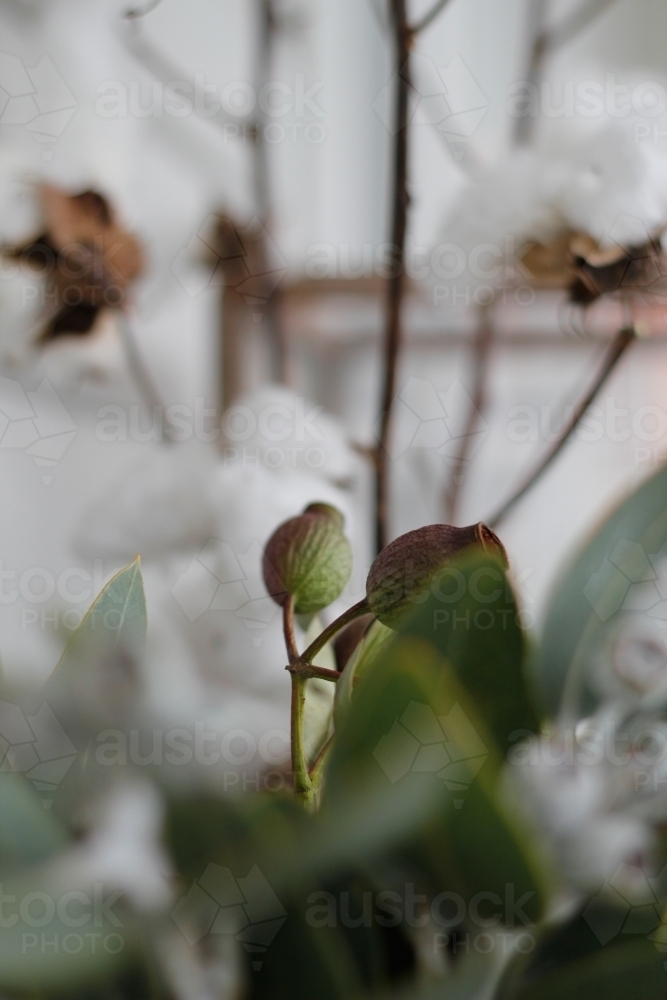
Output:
[
  {"left": 366, "top": 522, "right": 507, "bottom": 628},
  {"left": 263, "top": 503, "right": 352, "bottom": 614},
  {"left": 569, "top": 234, "right": 666, "bottom": 305}
]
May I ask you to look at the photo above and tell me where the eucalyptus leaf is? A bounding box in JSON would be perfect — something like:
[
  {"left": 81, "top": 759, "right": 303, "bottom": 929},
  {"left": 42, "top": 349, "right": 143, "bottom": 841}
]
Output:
[
  {"left": 321, "top": 637, "right": 548, "bottom": 925},
  {"left": 334, "top": 619, "right": 393, "bottom": 730},
  {"left": 0, "top": 772, "right": 67, "bottom": 877},
  {"left": 45, "top": 557, "right": 147, "bottom": 720},
  {"left": 0, "top": 862, "right": 138, "bottom": 990},
  {"left": 538, "top": 464, "right": 667, "bottom": 718},
  {"left": 303, "top": 615, "right": 336, "bottom": 767},
  {"left": 496, "top": 933, "right": 667, "bottom": 1000},
  {"left": 397, "top": 550, "right": 540, "bottom": 754}
]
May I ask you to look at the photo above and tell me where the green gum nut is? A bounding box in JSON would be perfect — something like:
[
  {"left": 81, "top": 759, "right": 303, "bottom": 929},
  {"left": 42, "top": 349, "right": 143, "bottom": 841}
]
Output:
[
  {"left": 366, "top": 522, "right": 508, "bottom": 628},
  {"left": 263, "top": 503, "right": 353, "bottom": 614}
]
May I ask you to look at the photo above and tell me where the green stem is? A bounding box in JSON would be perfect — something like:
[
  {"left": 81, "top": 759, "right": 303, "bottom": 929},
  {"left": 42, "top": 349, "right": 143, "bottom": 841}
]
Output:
[
  {"left": 299, "top": 599, "right": 370, "bottom": 666},
  {"left": 283, "top": 597, "right": 313, "bottom": 803},
  {"left": 290, "top": 673, "right": 312, "bottom": 801}
]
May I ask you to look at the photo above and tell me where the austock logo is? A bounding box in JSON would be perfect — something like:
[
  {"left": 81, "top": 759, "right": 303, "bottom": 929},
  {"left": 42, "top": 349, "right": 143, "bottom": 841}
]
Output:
[
  {"left": 171, "top": 863, "right": 286, "bottom": 970},
  {"left": 171, "top": 538, "right": 279, "bottom": 645},
  {"left": 373, "top": 700, "right": 487, "bottom": 806},
  {"left": 0, "top": 700, "right": 77, "bottom": 807}
]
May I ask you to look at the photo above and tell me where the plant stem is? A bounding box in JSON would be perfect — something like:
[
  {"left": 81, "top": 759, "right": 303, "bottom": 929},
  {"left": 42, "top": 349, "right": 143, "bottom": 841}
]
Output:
[
  {"left": 488, "top": 325, "right": 636, "bottom": 528},
  {"left": 282, "top": 594, "right": 300, "bottom": 664},
  {"left": 299, "top": 599, "right": 370, "bottom": 667},
  {"left": 290, "top": 674, "right": 312, "bottom": 800},
  {"left": 375, "top": 0, "right": 411, "bottom": 555},
  {"left": 515, "top": 0, "right": 619, "bottom": 145},
  {"left": 411, "top": 0, "right": 453, "bottom": 34},
  {"left": 283, "top": 597, "right": 312, "bottom": 801},
  {"left": 289, "top": 663, "right": 341, "bottom": 683}
]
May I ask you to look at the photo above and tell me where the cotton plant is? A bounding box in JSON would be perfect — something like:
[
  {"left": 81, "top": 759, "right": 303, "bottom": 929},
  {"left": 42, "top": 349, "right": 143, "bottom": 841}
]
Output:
[
  {"left": 440, "top": 117, "right": 667, "bottom": 298},
  {"left": 4, "top": 458, "right": 667, "bottom": 997},
  {"left": 68, "top": 386, "right": 365, "bottom": 787}
]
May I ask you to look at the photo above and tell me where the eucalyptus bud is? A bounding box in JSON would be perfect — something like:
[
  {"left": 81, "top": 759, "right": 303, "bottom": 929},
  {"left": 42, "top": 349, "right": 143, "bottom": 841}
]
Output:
[
  {"left": 263, "top": 503, "right": 352, "bottom": 614},
  {"left": 366, "top": 522, "right": 507, "bottom": 627}
]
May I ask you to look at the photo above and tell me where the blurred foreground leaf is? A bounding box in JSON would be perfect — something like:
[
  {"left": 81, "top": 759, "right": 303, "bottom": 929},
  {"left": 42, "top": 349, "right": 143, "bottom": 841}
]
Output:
[
  {"left": 496, "top": 908, "right": 667, "bottom": 1000},
  {"left": 46, "top": 557, "right": 146, "bottom": 717},
  {"left": 397, "top": 551, "right": 540, "bottom": 753},
  {"left": 0, "top": 772, "right": 67, "bottom": 877},
  {"left": 538, "top": 465, "right": 667, "bottom": 717}
]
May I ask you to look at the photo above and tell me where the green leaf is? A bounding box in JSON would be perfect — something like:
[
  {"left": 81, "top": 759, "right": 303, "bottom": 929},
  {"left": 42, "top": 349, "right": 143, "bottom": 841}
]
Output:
[
  {"left": 333, "top": 620, "right": 393, "bottom": 730},
  {"left": 0, "top": 773, "right": 67, "bottom": 877},
  {"left": 320, "top": 637, "right": 547, "bottom": 926},
  {"left": 303, "top": 615, "right": 336, "bottom": 768},
  {"left": 45, "top": 557, "right": 146, "bottom": 714},
  {"left": 397, "top": 550, "right": 540, "bottom": 753},
  {"left": 538, "top": 465, "right": 667, "bottom": 717},
  {"left": 497, "top": 927, "right": 667, "bottom": 1000},
  {"left": 0, "top": 863, "right": 139, "bottom": 990}
]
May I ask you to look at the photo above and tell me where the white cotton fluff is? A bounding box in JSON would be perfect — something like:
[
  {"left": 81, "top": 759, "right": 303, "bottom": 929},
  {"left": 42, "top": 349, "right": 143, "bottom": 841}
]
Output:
[
  {"left": 73, "top": 440, "right": 221, "bottom": 561},
  {"left": 440, "top": 118, "right": 667, "bottom": 290},
  {"left": 221, "top": 384, "right": 359, "bottom": 486}
]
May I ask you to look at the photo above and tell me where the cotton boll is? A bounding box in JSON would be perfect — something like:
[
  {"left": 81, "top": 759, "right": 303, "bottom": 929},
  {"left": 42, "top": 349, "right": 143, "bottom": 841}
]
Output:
[
  {"left": 440, "top": 149, "right": 566, "bottom": 288},
  {"left": 440, "top": 118, "right": 667, "bottom": 296},
  {"left": 73, "top": 440, "right": 221, "bottom": 561},
  {"left": 223, "top": 384, "right": 359, "bottom": 486},
  {"left": 554, "top": 123, "right": 667, "bottom": 246}
]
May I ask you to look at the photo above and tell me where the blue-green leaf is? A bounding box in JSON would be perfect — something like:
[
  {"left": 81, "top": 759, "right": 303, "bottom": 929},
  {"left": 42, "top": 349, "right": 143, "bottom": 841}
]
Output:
[{"left": 538, "top": 465, "right": 667, "bottom": 717}]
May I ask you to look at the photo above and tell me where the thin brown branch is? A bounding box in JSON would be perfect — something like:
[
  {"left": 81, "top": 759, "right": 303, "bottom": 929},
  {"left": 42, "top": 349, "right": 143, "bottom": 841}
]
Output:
[
  {"left": 254, "top": 0, "right": 289, "bottom": 384},
  {"left": 542, "top": 0, "right": 619, "bottom": 53},
  {"left": 488, "top": 325, "right": 637, "bottom": 528},
  {"left": 124, "top": 0, "right": 164, "bottom": 19},
  {"left": 411, "top": 0, "right": 454, "bottom": 35},
  {"left": 515, "top": 0, "right": 619, "bottom": 144},
  {"left": 443, "top": 302, "right": 494, "bottom": 524},
  {"left": 375, "top": 0, "right": 411, "bottom": 554},
  {"left": 288, "top": 663, "right": 341, "bottom": 683}
]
